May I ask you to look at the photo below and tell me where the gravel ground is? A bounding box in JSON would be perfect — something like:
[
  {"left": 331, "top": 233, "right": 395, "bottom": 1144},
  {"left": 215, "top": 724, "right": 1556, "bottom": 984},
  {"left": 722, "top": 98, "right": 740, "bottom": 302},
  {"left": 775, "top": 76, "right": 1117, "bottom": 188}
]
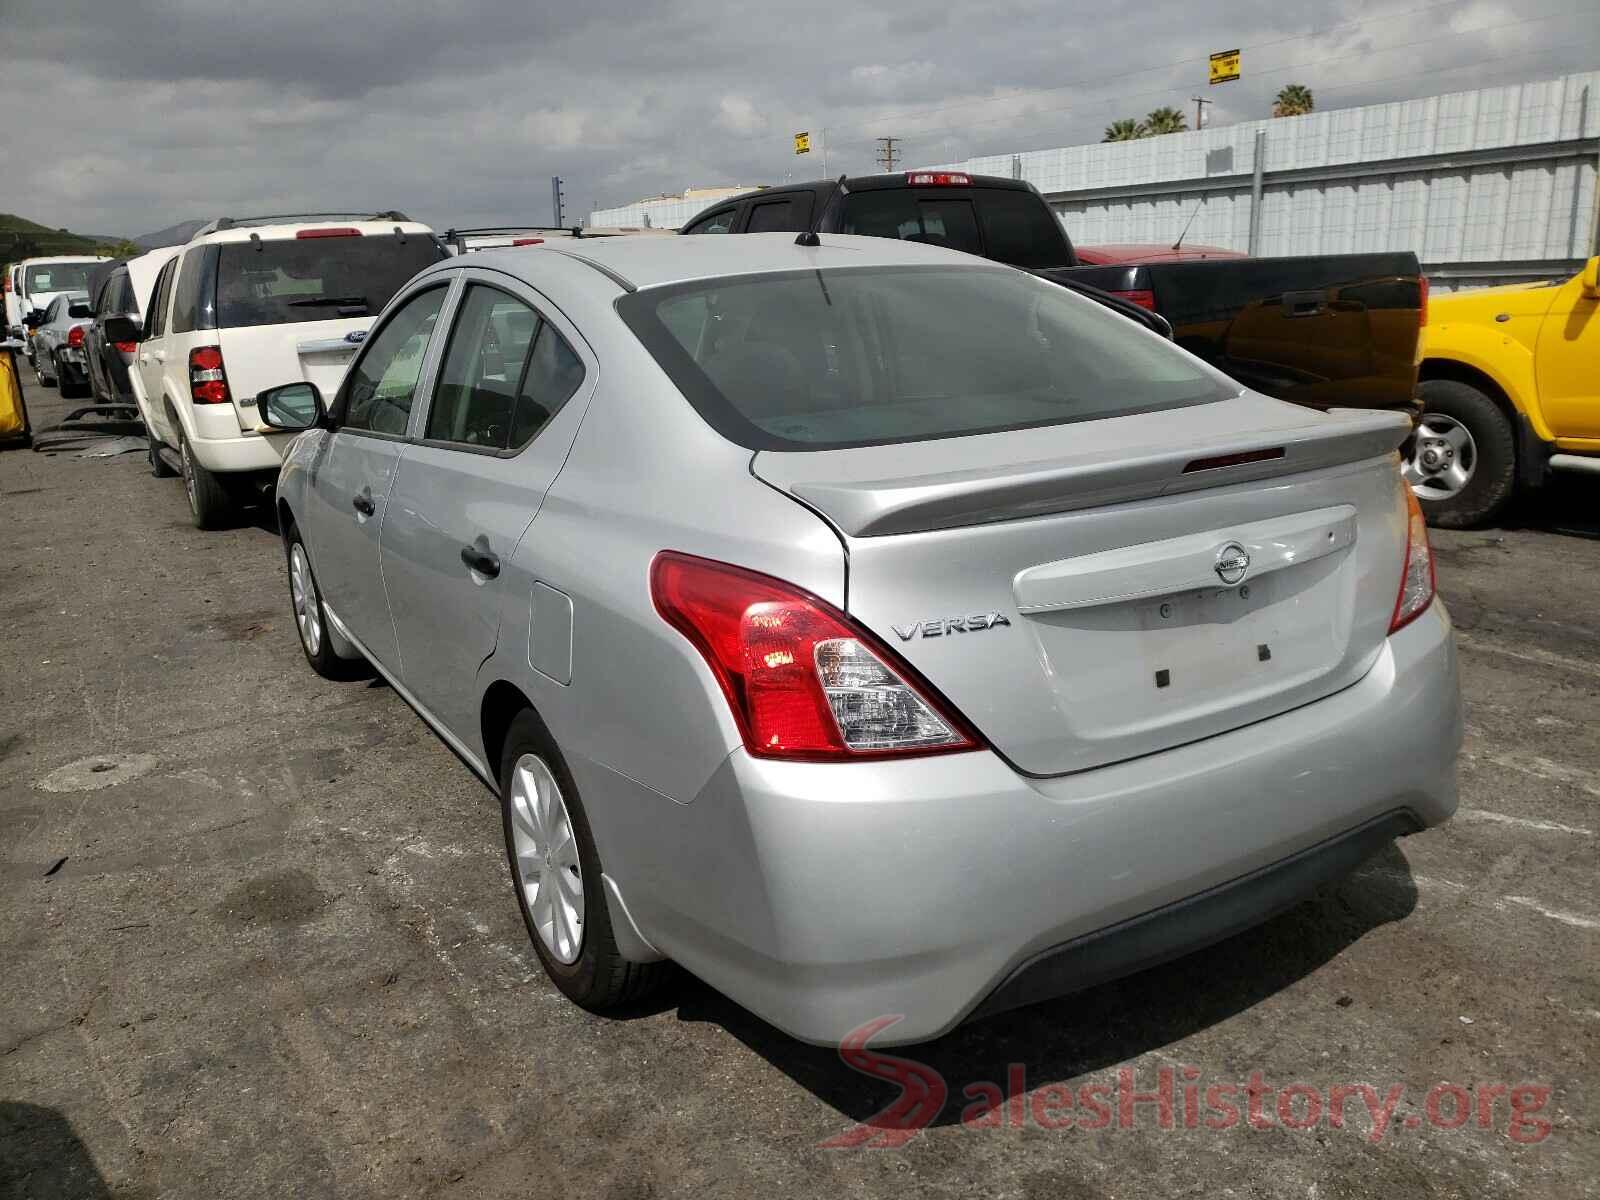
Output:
[{"left": 2, "top": 375, "right": 1596, "bottom": 1199}]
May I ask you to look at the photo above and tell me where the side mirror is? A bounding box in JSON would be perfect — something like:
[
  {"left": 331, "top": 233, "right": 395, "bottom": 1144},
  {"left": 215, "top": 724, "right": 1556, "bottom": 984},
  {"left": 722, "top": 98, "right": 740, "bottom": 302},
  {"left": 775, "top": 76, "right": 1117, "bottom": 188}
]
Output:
[
  {"left": 256, "top": 382, "right": 326, "bottom": 431},
  {"left": 23, "top": 310, "right": 45, "bottom": 330},
  {"left": 103, "top": 314, "right": 142, "bottom": 343},
  {"left": 1582, "top": 257, "right": 1600, "bottom": 299}
]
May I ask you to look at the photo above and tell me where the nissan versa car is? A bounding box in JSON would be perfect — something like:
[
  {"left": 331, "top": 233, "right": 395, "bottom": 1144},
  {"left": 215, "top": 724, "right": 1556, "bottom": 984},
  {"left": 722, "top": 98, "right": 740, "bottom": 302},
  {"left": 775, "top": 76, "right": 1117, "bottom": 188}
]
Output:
[{"left": 259, "top": 234, "right": 1461, "bottom": 1046}]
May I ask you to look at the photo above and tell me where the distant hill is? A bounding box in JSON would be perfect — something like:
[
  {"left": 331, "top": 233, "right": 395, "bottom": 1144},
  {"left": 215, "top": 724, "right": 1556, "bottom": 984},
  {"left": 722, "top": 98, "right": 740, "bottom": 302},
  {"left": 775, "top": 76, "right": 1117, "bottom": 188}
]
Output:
[
  {"left": 0, "top": 213, "right": 125, "bottom": 260},
  {"left": 133, "top": 219, "right": 206, "bottom": 250}
]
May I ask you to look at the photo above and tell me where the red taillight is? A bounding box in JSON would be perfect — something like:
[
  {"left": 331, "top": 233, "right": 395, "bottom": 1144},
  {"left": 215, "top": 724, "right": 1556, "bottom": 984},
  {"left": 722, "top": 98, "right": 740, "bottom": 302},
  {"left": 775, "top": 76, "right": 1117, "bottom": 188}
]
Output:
[
  {"left": 1110, "top": 288, "right": 1157, "bottom": 310},
  {"left": 905, "top": 171, "right": 971, "bottom": 186},
  {"left": 650, "top": 552, "right": 983, "bottom": 761},
  {"left": 1418, "top": 275, "right": 1429, "bottom": 328},
  {"left": 114, "top": 340, "right": 137, "bottom": 354},
  {"left": 295, "top": 227, "right": 362, "bottom": 239},
  {"left": 1389, "top": 482, "right": 1436, "bottom": 634},
  {"left": 188, "top": 345, "right": 231, "bottom": 405},
  {"left": 511, "top": 237, "right": 545, "bottom": 246},
  {"left": 67, "top": 326, "right": 84, "bottom": 347}
]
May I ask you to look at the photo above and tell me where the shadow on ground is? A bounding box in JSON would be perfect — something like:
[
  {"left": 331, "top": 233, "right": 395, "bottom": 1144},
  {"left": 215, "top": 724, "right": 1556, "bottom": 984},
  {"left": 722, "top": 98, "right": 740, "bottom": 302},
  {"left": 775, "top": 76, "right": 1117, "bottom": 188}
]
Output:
[
  {"left": 0, "top": 1102, "right": 113, "bottom": 1200},
  {"left": 663, "top": 840, "right": 1418, "bottom": 1129}
]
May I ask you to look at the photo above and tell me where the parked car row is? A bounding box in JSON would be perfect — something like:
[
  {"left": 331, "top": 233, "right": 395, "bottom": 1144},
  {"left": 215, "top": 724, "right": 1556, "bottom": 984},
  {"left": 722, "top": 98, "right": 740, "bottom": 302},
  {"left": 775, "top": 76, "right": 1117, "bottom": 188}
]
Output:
[{"left": 32, "top": 186, "right": 1474, "bottom": 1046}]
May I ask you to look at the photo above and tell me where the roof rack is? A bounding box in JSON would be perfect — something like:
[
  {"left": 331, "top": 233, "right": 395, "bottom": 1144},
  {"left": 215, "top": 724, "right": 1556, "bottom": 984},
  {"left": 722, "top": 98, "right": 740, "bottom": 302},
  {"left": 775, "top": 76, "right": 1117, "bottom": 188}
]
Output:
[
  {"left": 190, "top": 212, "right": 412, "bottom": 239},
  {"left": 441, "top": 225, "right": 588, "bottom": 254}
]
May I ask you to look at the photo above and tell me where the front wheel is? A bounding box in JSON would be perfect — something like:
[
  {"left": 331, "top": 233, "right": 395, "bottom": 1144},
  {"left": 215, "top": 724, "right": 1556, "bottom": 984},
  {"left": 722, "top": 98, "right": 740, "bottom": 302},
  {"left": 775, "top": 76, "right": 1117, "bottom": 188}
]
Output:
[
  {"left": 34, "top": 354, "right": 56, "bottom": 389},
  {"left": 1405, "top": 379, "right": 1516, "bottom": 529},
  {"left": 500, "top": 711, "right": 667, "bottom": 1011}
]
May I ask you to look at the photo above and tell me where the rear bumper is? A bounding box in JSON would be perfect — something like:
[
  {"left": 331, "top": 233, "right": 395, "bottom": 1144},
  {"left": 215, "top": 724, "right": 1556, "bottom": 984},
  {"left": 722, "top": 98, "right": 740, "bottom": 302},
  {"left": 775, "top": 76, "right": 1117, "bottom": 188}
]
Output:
[
  {"left": 620, "top": 599, "right": 1461, "bottom": 1046},
  {"left": 184, "top": 411, "right": 291, "bottom": 474}
]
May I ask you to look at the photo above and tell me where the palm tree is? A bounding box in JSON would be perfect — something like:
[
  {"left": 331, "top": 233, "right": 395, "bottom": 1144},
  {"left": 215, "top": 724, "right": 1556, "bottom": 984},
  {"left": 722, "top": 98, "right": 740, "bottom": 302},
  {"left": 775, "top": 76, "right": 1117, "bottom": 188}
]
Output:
[
  {"left": 1273, "top": 84, "right": 1314, "bottom": 117},
  {"left": 1143, "top": 107, "right": 1188, "bottom": 136},
  {"left": 1103, "top": 118, "right": 1146, "bottom": 142}
]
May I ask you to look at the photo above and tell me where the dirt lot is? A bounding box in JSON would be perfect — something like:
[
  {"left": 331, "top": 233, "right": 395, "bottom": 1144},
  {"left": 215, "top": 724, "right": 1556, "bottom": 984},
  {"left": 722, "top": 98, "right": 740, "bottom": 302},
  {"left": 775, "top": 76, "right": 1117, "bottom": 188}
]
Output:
[{"left": 2, "top": 377, "right": 1596, "bottom": 1199}]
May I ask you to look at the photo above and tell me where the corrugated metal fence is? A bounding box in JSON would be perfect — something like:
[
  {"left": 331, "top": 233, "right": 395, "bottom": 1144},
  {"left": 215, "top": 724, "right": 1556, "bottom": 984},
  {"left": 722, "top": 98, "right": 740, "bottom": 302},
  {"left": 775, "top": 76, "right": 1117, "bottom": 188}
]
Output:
[{"left": 937, "top": 71, "right": 1600, "bottom": 291}]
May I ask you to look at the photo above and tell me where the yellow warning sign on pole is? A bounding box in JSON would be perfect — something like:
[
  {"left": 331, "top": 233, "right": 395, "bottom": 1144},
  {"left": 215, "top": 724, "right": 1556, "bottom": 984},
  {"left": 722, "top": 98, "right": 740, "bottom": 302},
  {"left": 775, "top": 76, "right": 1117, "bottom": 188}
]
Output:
[
  {"left": 1209, "top": 49, "right": 1241, "bottom": 85},
  {"left": 794, "top": 131, "right": 811, "bottom": 154}
]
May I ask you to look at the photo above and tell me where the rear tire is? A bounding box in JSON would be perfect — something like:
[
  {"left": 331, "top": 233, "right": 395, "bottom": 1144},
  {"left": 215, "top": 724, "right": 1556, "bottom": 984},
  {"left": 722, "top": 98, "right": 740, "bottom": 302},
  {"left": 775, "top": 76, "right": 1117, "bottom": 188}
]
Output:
[
  {"left": 1407, "top": 379, "right": 1516, "bottom": 529},
  {"left": 57, "top": 357, "right": 88, "bottom": 400},
  {"left": 35, "top": 355, "right": 56, "bottom": 389},
  {"left": 499, "top": 710, "right": 667, "bottom": 1012},
  {"left": 179, "top": 431, "right": 235, "bottom": 530}
]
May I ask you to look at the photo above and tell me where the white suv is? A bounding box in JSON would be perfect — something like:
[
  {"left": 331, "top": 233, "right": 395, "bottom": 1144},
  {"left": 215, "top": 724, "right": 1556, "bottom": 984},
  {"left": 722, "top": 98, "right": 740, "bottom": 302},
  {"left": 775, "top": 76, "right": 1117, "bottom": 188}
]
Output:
[{"left": 115, "top": 213, "right": 444, "bottom": 528}]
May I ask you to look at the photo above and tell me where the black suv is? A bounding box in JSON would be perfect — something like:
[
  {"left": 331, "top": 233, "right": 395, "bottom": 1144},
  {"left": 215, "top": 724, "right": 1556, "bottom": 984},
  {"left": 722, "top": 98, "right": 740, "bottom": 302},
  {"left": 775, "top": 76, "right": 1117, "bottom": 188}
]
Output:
[{"left": 681, "top": 172, "right": 1078, "bottom": 270}]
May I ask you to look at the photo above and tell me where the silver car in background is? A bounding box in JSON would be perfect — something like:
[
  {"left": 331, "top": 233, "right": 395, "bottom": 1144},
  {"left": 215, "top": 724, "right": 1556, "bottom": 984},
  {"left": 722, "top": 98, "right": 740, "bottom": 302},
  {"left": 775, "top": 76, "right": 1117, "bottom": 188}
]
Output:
[
  {"left": 29, "top": 291, "right": 94, "bottom": 396},
  {"left": 260, "top": 233, "right": 1461, "bottom": 1046}
]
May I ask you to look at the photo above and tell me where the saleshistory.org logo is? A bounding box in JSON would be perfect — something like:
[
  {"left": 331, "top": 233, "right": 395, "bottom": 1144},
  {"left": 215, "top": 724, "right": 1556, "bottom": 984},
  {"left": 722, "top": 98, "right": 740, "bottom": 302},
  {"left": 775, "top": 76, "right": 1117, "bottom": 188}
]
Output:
[{"left": 818, "top": 1017, "right": 1554, "bottom": 1149}]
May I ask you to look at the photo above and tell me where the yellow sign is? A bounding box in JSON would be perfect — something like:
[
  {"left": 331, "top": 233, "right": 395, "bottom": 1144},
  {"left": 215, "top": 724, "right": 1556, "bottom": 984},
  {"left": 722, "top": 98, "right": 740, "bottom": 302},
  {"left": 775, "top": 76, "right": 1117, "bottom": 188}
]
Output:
[
  {"left": 794, "top": 131, "right": 811, "bottom": 154},
  {"left": 1209, "top": 49, "right": 1240, "bottom": 85}
]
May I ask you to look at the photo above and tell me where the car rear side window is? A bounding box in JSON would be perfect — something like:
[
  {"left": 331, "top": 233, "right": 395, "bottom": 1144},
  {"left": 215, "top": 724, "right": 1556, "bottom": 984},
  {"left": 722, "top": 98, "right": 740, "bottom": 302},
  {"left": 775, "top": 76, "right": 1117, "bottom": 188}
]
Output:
[
  {"left": 619, "top": 265, "right": 1230, "bottom": 451},
  {"left": 841, "top": 193, "right": 983, "bottom": 256},
  {"left": 746, "top": 198, "right": 809, "bottom": 233},
  {"left": 976, "top": 189, "right": 1072, "bottom": 268},
  {"left": 170, "top": 248, "right": 218, "bottom": 333},
  {"left": 341, "top": 286, "right": 447, "bottom": 436},
  {"left": 214, "top": 235, "right": 444, "bottom": 329},
  {"left": 427, "top": 284, "right": 584, "bottom": 451}
]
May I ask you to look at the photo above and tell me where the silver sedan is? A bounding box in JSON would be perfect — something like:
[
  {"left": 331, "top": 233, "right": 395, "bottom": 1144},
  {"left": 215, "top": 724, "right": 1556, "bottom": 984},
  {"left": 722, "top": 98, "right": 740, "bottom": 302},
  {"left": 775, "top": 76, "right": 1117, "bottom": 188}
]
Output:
[
  {"left": 258, "top": 233, "right": 1461, "bottom": 1045},
  {"left": 29, "top": 291, "right": 93, "bottom": 397}
]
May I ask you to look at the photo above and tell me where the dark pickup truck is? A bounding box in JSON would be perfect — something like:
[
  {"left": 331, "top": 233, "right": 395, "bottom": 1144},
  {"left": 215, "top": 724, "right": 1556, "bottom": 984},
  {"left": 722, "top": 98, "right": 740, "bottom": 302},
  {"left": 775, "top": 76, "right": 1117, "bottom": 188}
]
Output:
[{"left": 682, "top": 173, "right": 1425, "bottom": 421}]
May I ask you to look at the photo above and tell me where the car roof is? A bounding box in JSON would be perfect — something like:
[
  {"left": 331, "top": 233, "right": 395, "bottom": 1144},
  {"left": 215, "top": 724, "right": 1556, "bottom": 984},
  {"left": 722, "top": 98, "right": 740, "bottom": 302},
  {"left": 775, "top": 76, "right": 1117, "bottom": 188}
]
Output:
[
  {"left": 191, "top": 219, "right": 433, "bottom": 246},
  {"left": 467, "top": 232, "right": 1005, "bottom": 292},
  {"left": 21, "top": 255, "right": 111, "bottom": 266}
]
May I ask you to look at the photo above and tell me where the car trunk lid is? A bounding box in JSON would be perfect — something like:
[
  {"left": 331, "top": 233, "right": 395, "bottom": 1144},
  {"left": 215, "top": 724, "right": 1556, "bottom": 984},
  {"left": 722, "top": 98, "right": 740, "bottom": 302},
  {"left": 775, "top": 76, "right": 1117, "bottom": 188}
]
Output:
[{"left": 753, "top": 394, "right": 1412, "bottom": 775}]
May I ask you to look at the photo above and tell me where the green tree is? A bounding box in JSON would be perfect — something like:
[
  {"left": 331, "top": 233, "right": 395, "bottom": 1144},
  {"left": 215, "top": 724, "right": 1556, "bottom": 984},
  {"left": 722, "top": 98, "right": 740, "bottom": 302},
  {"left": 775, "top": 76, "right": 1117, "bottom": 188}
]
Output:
[
  {"left": 99, "top": 239, "right": 142, "bottom": 258},
  {"left": 1143, "top": 107, "right": 1188, "bottom": 136},
  {"left": 1102, "top": 118, "right": 1147, "bottom": 142},
  {"left": 1273, "top": 83, "right": 1315, "bottom": 117}
]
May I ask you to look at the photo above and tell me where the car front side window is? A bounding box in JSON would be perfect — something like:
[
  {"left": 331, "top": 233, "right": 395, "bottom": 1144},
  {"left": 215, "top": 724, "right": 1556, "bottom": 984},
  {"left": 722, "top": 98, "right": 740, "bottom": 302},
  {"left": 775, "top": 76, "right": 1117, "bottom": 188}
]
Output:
[{"left": 340, "top": 286, "right": 448, "bottom": 437}]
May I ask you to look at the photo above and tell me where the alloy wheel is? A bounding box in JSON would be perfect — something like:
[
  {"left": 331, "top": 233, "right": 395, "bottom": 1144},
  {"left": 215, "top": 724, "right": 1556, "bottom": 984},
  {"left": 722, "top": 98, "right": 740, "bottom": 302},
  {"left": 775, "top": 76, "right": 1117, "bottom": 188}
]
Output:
[
  {"left": 1403, "top": 413, "right": 1477, "bottom": 501},
  {"left": 507, "top": 753, "right": 585, "bottom": 964},
  {"left": 289, "top": 543, "right": 322, "bottom": 657},
  {"left": 181, "top": 439, "right": 198, "bottom": 514}
]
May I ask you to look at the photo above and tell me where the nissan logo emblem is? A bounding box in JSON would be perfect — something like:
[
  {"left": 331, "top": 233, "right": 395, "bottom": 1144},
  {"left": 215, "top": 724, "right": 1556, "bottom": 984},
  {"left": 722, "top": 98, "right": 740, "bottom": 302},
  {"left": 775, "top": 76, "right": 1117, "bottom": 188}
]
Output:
[{"left": 1214, "top": 542, "right": 1251, "bottom": 585}]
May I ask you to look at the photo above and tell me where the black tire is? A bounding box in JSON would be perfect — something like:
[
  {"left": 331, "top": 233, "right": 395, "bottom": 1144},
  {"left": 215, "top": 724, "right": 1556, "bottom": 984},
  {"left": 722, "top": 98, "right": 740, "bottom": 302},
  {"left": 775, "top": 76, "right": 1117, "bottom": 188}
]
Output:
[
  {"left": 57, "top": 357, "right": 89, "bottom": 400},
  {"left": 1411, "top": 379, "right": 1516, "bottom": 529},
  {"left": 281, "top": 520, "right": 368, "bottom": 680},
  {"left": 499, "top": 710, "right": 667, "bottom": 1011},
  {"left": 178, "top": 430, "right": 235, "bottom": 530},
  {"left": 148, "top": 433, "right": 177, "bottom": 478},
  {"left": 35, "top": 354, "right": 56, "bottom": 389}
]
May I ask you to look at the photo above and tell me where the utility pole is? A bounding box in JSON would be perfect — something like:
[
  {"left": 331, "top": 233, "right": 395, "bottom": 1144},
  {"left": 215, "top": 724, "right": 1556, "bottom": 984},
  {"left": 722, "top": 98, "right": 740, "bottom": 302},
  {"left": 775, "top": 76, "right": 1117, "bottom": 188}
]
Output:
[
  {"left": 550, "top": 176, "right": 565, "bottom": 227},
  {"left": 1191, "top": 97, "right": 1213, "bottom": 131},
  {"left": 876, "top": 136, "right": 900, "bottom": 173}
]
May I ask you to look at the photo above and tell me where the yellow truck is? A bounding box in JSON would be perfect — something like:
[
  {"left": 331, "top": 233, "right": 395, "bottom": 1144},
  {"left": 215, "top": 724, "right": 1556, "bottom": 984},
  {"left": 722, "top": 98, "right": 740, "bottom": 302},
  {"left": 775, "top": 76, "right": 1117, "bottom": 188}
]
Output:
[{"left": 1413, "top": 256, "right": 1600, "bottom": 526}]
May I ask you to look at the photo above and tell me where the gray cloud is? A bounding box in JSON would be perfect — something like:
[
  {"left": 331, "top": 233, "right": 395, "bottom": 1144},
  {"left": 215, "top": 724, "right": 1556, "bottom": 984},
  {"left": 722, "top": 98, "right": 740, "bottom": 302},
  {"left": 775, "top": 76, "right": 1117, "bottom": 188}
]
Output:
[{"left": 2, "top": 0, "right": 1594, "bottom": 237}]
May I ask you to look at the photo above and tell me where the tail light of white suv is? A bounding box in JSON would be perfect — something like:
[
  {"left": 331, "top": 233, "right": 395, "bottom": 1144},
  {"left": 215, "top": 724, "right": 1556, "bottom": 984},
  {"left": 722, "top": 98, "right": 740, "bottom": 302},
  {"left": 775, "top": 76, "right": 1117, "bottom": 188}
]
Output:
[
  {"left": 651, "top": 552, "right": 982, "bottom": 762},
  {"left": 189, "top": 346, "right": 231, "bottom": 405}
]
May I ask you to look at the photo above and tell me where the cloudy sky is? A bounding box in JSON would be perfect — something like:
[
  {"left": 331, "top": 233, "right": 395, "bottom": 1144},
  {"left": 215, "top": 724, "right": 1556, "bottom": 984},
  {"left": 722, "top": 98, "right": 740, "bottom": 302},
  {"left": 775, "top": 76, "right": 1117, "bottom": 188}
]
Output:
[{"left": 2, "top": 0, "right": 1595, "bottom": 237}]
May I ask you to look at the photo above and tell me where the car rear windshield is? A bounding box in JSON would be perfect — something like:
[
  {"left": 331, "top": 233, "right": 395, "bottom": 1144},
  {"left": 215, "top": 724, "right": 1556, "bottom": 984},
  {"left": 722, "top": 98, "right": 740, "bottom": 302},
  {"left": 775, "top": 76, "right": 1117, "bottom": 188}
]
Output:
[
  {"left": 213, "top": 234, "right": 443, "bottom": 329},
  {"left": 618, "top": 265, "right": 1233, "bottom": 451},
  {"left": 25, "top": 263, "right": 95, "bottom": 294}
]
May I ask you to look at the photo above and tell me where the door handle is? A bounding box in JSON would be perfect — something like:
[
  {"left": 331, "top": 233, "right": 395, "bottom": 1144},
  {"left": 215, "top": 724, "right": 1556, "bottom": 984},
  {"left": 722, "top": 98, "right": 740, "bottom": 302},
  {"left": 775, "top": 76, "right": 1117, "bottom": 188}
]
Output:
[
  {"left": 152, "top": 350, "right": 167, "bottom": 363},
  {"left": 352, "top": 491, "right": 375, "bottom": 517},
  {"left": 1280, "top": 290, "right": 1327, "bottom": 318},
  {"left": 460, "top": 541, "right": 501, "bottom": 579}
]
